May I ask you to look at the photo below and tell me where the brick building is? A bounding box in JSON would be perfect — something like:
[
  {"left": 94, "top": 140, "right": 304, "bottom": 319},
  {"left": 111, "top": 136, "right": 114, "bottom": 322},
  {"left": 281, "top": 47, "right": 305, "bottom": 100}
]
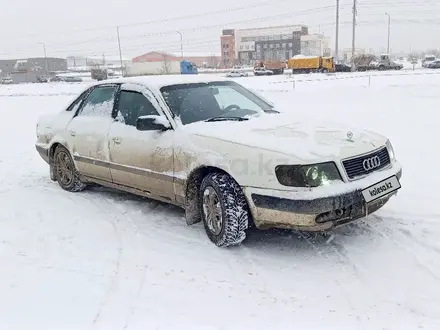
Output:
[{"left": 220, "top": 29, "right": 235, "bottom": 68}]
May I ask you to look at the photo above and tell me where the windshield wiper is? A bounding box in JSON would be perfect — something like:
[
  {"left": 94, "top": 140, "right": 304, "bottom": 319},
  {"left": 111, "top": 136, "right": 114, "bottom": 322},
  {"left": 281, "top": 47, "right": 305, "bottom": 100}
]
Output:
[
  {"left": 264, "top": 109, "right": 280, "bottom": 114},
  {"left": 205, "top": 116, "right": 249, "bottom": 122}
]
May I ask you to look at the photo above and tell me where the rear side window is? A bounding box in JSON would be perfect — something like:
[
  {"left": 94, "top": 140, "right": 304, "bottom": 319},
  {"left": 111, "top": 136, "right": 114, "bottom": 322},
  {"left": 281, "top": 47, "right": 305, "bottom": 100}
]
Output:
[{"left": 77, "top": 85, "right": 118, "bottom": 117}]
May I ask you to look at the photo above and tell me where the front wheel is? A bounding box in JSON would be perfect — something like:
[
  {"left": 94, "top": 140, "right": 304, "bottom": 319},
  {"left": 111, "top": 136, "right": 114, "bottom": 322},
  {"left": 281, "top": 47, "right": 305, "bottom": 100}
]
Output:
[
  {"left": 200, "top": 173, "right": 250, "bottom": 247},
  {"left": 53, "top": 145, "right": 87, "bottom": 192}
]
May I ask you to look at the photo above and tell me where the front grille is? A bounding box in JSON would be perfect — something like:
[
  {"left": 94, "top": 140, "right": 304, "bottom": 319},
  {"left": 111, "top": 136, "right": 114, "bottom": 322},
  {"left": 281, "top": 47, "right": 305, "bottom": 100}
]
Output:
[{"left": 342, "top": 147, "right": 390, "bottom": 180}]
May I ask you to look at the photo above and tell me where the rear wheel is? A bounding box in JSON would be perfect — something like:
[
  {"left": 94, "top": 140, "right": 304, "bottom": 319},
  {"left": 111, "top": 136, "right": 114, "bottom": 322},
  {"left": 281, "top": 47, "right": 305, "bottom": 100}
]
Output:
[
  {"left": 200, "top": 172, "right": 250, "bottom": 247},
  {"left": 53, "top": 146, "right": 87, "bottom": 192}
]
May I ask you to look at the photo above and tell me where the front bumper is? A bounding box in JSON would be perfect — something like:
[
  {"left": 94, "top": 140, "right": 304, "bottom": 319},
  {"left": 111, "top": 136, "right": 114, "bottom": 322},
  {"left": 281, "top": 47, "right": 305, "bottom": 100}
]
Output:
[
  {"left": 244, "top": 164, "right": 402, "bottom": 231},
  {"left": 35, "top": 144, "right": 50, "bottom": 164}
]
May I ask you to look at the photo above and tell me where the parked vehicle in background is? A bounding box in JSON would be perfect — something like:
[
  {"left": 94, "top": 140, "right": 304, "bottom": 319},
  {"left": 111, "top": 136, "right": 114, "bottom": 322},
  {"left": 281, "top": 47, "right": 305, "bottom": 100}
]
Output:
[
  {"left": 354, "top": 54, "right": 402, "bottom": 71},
  {"left": 226, "top": 70, "right": 248, "bottom": 77},
  {"left": 254, "top": 60, "right": 285, "bottom": 75},
  {"left": 0, "top": 77, "right": 13, "bottom": 84},
  {"left": 63, "top": 76, "right": 83, "bottom": 82},
  {"left": 425, "top": 59, "right": 440, "bottom": 69},
  {"left": 354, "top": 54, "right": 378, "bottom": 72},
  {"left": 37, "top": 76, "right": 49, "bottom": 83},
  {"left": 50, "top": 75, "right": 83, "bottom": 83},
  {"left": 180, "top": 60, "right": 198, "bottom": 75},
  {"left": 50, "top": 76, "right": 63, "bottom": 82},
  {"left": 35, "top": 76, "right": 402, "bottom": 247},
  {"left": 287, "top": 55, "right": 335, "bottom": 73},
  {"left": 422, "top": 55, "right": 436, "bottom": 68},
  {"left": 253, "top": 67, "right": 273, "bottom": 76},
  {"left": 335, "top": 63, "right": 352, "bottom": 72},
  {"left": 376, "top": 54, "right": 403, "bottom": 71}
]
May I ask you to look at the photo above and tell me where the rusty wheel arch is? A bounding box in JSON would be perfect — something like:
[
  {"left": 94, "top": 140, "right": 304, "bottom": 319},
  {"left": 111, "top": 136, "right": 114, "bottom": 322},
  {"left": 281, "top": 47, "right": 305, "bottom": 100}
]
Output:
[{"left": 184, "top": 166, "right": 246, "bottom": 226}]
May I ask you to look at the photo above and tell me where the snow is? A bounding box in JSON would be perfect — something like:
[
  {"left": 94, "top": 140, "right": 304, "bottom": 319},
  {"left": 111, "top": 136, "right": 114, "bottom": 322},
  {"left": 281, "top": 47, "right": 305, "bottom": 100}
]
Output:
[
  {"left": 184, "top": 113, "right": 387, "bottom": 161},
  {"left": 1, "top": 71, "right": 440, "bottom": 329},
  {"left": 292, "top": 54, "right": 320, "bottom": 59},
  {"left": 137, "top": 115, "right": 171, "bottom": 128}
]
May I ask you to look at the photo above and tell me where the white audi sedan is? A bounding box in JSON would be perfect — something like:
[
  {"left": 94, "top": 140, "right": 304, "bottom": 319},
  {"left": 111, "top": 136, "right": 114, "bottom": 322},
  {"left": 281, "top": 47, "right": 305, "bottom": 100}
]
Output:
[{"left": 36, "top": 75, "right": 402, "bottom": 247}]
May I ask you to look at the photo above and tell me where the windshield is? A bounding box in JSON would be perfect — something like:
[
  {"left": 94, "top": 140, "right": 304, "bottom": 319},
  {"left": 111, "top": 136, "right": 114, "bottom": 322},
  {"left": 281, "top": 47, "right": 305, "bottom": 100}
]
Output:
[{"left": 160, "top": 81, "right": 273, "bottom": 125}]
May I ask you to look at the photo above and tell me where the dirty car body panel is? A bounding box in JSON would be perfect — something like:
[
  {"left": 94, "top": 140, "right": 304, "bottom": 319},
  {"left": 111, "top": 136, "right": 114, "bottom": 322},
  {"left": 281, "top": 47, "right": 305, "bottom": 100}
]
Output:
[{"left": 36, "top": 75, "right": 403, "bottom": 241}]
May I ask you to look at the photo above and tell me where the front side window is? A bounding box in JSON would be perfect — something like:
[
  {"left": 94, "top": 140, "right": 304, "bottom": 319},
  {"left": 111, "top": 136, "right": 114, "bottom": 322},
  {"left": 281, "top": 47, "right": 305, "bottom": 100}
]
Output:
[
  {"left": 67, "top": 90, "right": 89, "bottom": 112},
  {"left": 160, "top": 81, "right": 273, "bottom": 125},
  {"left": 78, "top": 85, "right": 118, "bottom": 117},
  {"left": 116, "top": 90, "right": 160, "bottom": 127}
]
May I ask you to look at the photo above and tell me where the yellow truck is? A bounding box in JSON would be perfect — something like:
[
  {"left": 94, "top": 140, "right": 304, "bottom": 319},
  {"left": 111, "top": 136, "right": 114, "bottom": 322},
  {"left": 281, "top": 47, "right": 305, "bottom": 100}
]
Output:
[{"left": 287, "top": 56, "right": 335, "bottom": 73}]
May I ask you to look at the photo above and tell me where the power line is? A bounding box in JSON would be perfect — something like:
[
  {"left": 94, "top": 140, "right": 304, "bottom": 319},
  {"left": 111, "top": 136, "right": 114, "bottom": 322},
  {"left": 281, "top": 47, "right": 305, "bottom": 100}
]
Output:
[
  {"left": 1, "top": 0, "right": 290, "bottom": 42},
  {"left": 0, "top": 5, "right": 341, "bottom": 57}
]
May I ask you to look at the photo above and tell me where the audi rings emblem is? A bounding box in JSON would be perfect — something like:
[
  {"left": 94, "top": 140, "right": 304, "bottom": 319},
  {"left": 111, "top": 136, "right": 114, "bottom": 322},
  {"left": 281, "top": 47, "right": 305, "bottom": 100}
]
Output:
[{"left": 363, "top": 156, "right": 381, "bottom": 171}]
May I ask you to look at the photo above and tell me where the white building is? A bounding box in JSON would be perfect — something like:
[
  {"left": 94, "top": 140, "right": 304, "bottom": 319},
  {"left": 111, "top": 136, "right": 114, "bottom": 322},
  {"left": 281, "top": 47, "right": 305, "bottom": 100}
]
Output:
[
  {"left": 231, "top": 24, "right": 309, "bottom": 64},
  {"left": 300, "top": 34, "right": 331, "bottom": 57},
  {"left": 67, "top": 56, "right": 131, "bottom": 70}
]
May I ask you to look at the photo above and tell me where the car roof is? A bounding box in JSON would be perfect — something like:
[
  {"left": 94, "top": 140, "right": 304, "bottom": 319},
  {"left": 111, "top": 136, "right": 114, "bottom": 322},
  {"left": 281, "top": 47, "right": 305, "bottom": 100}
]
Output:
[{"left": 97, "top": 74, "right": 230, "bottom": 92}]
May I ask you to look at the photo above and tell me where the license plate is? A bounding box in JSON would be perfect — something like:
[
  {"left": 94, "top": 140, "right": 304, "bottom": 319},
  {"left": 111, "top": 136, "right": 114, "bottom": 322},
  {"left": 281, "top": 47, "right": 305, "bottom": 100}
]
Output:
[{"left": 362, "top": 175, "right": 401, "bottom": 203}]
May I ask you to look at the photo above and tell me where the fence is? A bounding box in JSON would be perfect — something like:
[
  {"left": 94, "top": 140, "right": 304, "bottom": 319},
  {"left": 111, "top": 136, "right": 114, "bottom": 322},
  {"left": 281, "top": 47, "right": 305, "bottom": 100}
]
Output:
[{"left": 263, "top": 70, "right": 440, "bottom": 92}]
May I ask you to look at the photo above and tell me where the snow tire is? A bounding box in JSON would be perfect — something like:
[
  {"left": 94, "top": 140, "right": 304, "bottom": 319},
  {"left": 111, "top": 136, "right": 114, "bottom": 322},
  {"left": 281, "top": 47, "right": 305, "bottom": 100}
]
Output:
[
  {"left": 200, "top": 172, "right": 249, "bottom": 247},
  {"left": 53, "top": 145, "right": 87, "bottom": 192}
]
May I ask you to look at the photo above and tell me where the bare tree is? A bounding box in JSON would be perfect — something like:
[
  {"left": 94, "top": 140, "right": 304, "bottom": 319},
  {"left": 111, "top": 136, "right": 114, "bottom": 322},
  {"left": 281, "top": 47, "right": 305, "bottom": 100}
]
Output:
[
  {"left": 161, "top": 53, "right": 172, "bottom": 74},
  {"left": 208, "top": 54, "right": 218, "bottom": 68}
]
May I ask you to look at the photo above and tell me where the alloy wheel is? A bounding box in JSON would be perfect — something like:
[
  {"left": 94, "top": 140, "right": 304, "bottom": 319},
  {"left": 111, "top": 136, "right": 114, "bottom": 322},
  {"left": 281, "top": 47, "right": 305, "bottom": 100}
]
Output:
[
  {"left": 55, "top": 151, "right": 74, "bottom": 186},
  {"left": 202, "top": 186, "right": 223, "bottom": 235}
]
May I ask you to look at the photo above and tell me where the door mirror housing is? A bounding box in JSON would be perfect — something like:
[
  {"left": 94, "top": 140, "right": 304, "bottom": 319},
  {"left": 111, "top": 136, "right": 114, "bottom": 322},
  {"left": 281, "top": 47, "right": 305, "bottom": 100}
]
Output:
[{"left": 136, "top": 115, "right": 171, "bottom": 131}]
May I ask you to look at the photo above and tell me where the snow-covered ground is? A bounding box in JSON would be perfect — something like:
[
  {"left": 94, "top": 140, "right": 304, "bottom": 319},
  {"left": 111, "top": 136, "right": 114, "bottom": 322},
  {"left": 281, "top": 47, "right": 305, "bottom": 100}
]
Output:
[{"left": 1, "top": 72, "right": 439, "bottom": 330}]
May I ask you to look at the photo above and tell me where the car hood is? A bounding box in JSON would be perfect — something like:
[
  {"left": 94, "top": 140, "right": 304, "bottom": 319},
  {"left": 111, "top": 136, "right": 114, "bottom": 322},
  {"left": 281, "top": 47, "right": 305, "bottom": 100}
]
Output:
[{"left": 183, "top": 113, "right": 387, "bottom": 162}]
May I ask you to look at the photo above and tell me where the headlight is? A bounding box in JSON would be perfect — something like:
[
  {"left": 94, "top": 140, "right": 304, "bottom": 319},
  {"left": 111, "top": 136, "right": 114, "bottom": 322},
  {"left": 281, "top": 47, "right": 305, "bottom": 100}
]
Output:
[
  {"left": 275, "top": 162, "right": 342, "bottom": 188},
  {"left": 386, "top": 140, "right": 395, "bottom": 161}
]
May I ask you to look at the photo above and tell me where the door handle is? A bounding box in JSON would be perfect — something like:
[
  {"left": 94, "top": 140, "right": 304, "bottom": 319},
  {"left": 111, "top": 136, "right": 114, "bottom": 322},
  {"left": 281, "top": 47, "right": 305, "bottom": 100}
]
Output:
[
  {"left": 70, "top": 130, "right": 76, "bottom": 137},
  {"left": 113, "top": 137, "right": 122, "bottom": 145}
]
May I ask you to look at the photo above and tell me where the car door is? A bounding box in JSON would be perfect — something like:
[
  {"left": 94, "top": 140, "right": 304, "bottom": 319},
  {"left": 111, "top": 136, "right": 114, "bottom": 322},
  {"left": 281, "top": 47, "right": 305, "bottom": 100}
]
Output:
[
  {"left": 66, "top": 84, "right": 119, "bottom": 182},
  {"left": 107, "top": 83, "right": 175, "bottom": 202}
]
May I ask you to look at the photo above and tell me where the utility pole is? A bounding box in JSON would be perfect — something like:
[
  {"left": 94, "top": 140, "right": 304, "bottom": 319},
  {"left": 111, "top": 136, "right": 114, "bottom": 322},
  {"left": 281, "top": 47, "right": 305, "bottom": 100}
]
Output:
[
  {"left": 351, "top": 0, "right": 357, "bottom": 72},
  {"left": 335, "top": 0, "right": 340, "bottom": 61},
  {"left": 385, "top": 13, "right": 391, "bottom": 55},
  {"left": 38, "top": 42, "right": 48, "bottom": 75},
  {"left": 177, "top": 31, "right": 183, "bottom": 59},
  {"left": 117, "top": 26, "right": 124, "bottom": 77}
]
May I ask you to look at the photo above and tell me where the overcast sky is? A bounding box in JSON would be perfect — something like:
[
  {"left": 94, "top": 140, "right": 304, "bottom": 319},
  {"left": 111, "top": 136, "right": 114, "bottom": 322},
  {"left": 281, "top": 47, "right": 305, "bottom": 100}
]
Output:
[{"left": 0, "top": 0, "right": 439, "bottom": 59}]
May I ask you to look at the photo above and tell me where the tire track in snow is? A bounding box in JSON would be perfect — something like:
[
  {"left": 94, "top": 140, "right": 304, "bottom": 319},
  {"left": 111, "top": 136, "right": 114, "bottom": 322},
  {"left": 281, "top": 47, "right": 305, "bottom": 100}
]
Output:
[
  {"left": 73, "top": 194, "right": 125, "bottom": 328},
  {"left": 396, "top": 227, "right": 440, "bottom": 255},
  {"left": 122, "top": 264, "right": 148, "bottom": 330},
  {"left": 298, "top": 231, "right": 367, "bottom": 328},
  {"left": 374, "top": 214, "right": 440, "bottom": 255},
  {"left": 364, "top": 216, "right": 440, "bottom": 282}
]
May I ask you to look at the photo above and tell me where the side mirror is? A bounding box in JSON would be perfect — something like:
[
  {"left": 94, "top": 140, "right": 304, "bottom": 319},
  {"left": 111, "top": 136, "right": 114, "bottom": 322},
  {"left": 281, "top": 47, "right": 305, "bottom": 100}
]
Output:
[{"left": 136, "top": 115, "right": 171, "bottom": 131}]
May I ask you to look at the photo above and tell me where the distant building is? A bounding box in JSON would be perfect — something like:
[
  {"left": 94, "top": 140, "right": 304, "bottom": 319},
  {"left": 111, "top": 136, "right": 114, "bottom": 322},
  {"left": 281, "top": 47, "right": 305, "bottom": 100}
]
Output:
[
  {"left": 0, "top": 57, "right": 67, "bottom": 76},
  {"left": 132, "top": 51, "right": 221, "bottom": 68},
  {"left": 221, "top": 29, "right": 235, "bottom": 68},
  {"left": 67, "top": 56, "right": 131, "bottom": 69},
  {"left": 220, "top": 24, "right": 309, "bottom": 67},
  {"left": 300, "top": 34, "right": 331, "bottom": 57}
]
